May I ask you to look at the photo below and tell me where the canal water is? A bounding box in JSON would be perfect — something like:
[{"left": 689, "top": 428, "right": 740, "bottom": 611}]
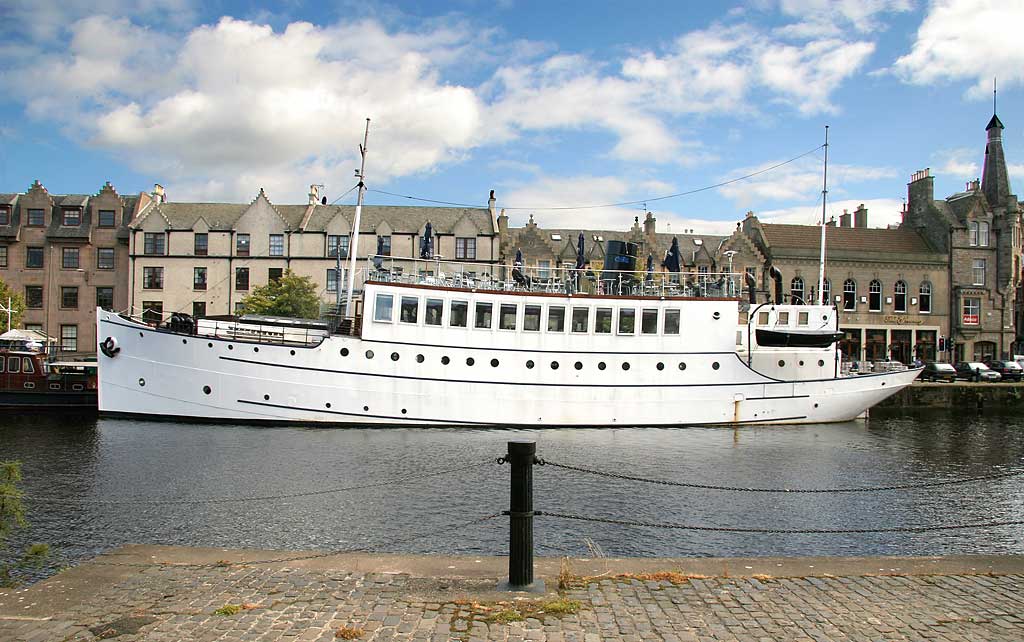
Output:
[{"left": 2, "top": 411, "right": 1023, "bottom": 582}]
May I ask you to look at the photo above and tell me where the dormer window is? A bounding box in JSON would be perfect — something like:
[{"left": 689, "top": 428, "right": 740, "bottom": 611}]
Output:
[
  {"left": 62, "top": 208, "right": 81, "bottom": 226},
  {"left": 0, "top": 207, "right": 9, "bottom": 225},
  {"left": 98, "top": 210, "right": 116, "bottom": 227},
  {"left": 27, "top": 209, "right": 44, "bottom": 226}
]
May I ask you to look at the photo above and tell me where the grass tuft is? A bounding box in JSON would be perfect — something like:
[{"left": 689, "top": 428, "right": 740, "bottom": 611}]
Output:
[
  {"left": 213, "top": 604, "right": 242, "bottom": 616},
  {"left": 335, "top": 625, "right": 364, "bottom": 639}
]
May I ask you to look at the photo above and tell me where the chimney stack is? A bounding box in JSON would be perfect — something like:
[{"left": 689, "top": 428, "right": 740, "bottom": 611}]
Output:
[
  {"left": 854, "top": 203, "right": 868, "bottom": 228},
  {"left": 839, "top": 209, "right": 851, "bottom": 227},
  {"left": 308, "top": 184, "right": 320, "bottom": 205},
  {"left": 152, "top": 184, "right": 165, "bottom": 204}
]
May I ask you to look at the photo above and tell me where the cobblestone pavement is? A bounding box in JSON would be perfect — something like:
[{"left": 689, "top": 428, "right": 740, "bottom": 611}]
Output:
[{"left": 1, "top": 553, "right": 1023, "bottom": 641}]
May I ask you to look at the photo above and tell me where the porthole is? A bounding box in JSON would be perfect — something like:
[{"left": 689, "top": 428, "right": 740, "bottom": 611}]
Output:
[
  {"left": 326, "top": 402, "right": 331, "bottom": 408},
  {"left": 254, "top": 347, "right": 259, "bottom": 352},
  {"left": 551, "top": 361, "right": 559, "bottom": 370},
  {"left": 365, "top": 350, "right": 374, "bottom": 359},
  {"left": 442, "top": 356, "right": 450, "bottom": 365},
  {"left": 139, "top": 332, "right": 144, "bottom": 337},
  {"left": 203, "top": 385, "right": 212, "bottom": 395},
  {"left": 711, "top": 362, "right": 720, "bottom": 370},
  {"left": 598, "top": 362, "right": 606, "bottom": 370},
  {"left": 138, "top": 378, "right": 146, "bottom": 387},
  {"left": 228, "top": 345, "right": 234, "bottom": 350},
  {"left": 814, "top": 403, "right": 819, "bottom": 408},
  {"left": 466, "top": 357, "right": 475, "bottom": 366},
  {"left": 678, "top": 362, "right": 687, "bottom": 371},
  {"left": 574, "top": 361, "right": 583, "bottom": 370},
  {"left": 391, "top": 352, "right": 400, "bottom": 361},
  {"left": 491, "top": 358, "right": 499, "bottom": 367},
  {"left": 622, "top": 362, "right": 630, "bottom": 371},
  {"left": 290, "top": 350, "right": 296, "bottom": 356},
  {"left": 363, "top": 405, "right": 369, "bottom": 411},
  {"left": 208, "top": 342, "right": 213, "bottom": 348},
  {"left": 416, "top": 354, "right": 425, "bottom": 363},
  {"left": 340, "top": 348, "right": 350, "bottom": 356},
  {"left": 881, "top": 382, "right": 886, "bottom": 386},
  {"left": 712, "top": 311, "right": 721, "bottom": 320},
  {"left": 656, "top": 362, "right": 665, "bottom": 371},
  {"left": 526, "top": 360, "right": 535, "bottom": 369},
  {"left": 818, "top": 360, "right": 825, "bottom": 367},
  {"left": 23, "top": 382, "right": 34, "bottom": 389},
  {"left": 264, "top": 394, "right": 270, "bottom": 400},
  {"left": 71, "top": 384, "right": 83, "bottom": 391},
  {"left": 401, "top": 408, "right": 408, "bottom": 415},
  {"left": 182, "top": 339, "right": 188, "bottom": 344},
  {"left": 799, "top": 360, "right": 805, "bottom": 366},
  {"left": 778, "top": 360, "right": 785, "bottom": 367},
  {"left": 49, "top": 383, "right": 61, "bottom": 390}
]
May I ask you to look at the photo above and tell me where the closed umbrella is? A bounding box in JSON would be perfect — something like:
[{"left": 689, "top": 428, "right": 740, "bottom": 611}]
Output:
[
  {"left": 645, "top": 253, "right": 654, "bottom": 282},
  {"left": 420, "top": 222, "right": 433, "bottom": 259},
  {"left": 662, "top": 237, "right": 681, "bottom": 274},
  {"left": 576, "top": 232, "right": 586, "bottom": 270},
  {"left": 372, "top": 235, "right": 384, "bottom": 270}
]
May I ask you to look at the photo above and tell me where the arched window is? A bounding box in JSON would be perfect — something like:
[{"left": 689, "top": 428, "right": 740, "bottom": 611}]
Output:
[
  {"left": 843, "top": 279, "right": 856, "bottom": 311},
  {"left": 969, "top": 221, "right": 979, "bottom": 246},
  {"left": 894, "top": 280, "right": 907, "bottom": 313},
  {"left": 822, "top": 278, "right": 831, "bottom": 306},
  {"left": 919, "top": 281, "right": 932, "bottom": 313},
  {"left": 979, "top": 221, "right": 990, "bottom": 247},
  {"left": 869, "top": 279, "right": 882, "bottom": 311},
  {"left": 790, "top": 277, "right": 804, "bottom": 305}
]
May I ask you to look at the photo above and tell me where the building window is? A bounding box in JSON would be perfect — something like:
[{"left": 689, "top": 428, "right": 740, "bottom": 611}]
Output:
[
  {"left": 268, "top": 267, "right": 283, "bottom": 283},
  {"left": 378, "top": 235, "right": 391, "bottom": 256},
  {"left": 972, "top": 259, "right": 986, "bottom": 285},
  {"left": 269, "top": 234, "right": 284, "bottom": 256},
  {"left": 235, "top": 267, "right": 249, "bottom": 290},
  {"left": 869, "top": 279, "right": 882, "bottom": 311},
  {"left": 0, "top": 246, "right": 6, "bottom": 268},
  {"left": 62, "top": 209, "right": 80, "bottom": 226},
  {"left": 843, "top": 279, "right": 856, "bottom": 310},
  {"left": 919, "top": 282, "right": 932, "bottom": 313},
  {"left": 96, "top": 287, "right": 114, "bottom": 310},
  {"left": 61, "top": 286, "right": 78, "bottom": 309},
  {"left": 0, "top": 208, "right": 8, "bottom": 225},
  {"left": 194, "top": 233, "right": 208, "bottom": 256},
  {"left": 27, "top": 209, "right": 44, "bottom": 226},
  {"left": 194, "top": 267, "right": 207, "bottom": 290},
  {"left": 142, "top": 301, "right": 163, "bottom": 325},
  {"left": 192, "top": 301, "right": 206, "bottom": 318},
  {"left": 26, "top": 247, "right": 43, "bottom": 268},
  {"left": 538, "top": 260, "right": 551, "bottom": 280},
  {"left": 962, "top": 297, "right": 980, "bottom": 325},
  {"left": 25, "top": 286, "right": 43, "bottom": 308},
  {"left": 327, "top": 235, "right": 349, "bottom": 258},
  {"left": 821, "top": 278, "right": 830, "bottom": 305},
  {"left": 60, "top": 325, "right": 77, "bottom": 352},
  {"left": 96, "top": 247, "right": 115, "bottom": 269},
  {"left": 894, "top": 280, "right": 907, "bottom": 313},
  {"left": 62, "top": 247, "right": 80, "bottom": 269},
  {"left": 456, "top": 237, "right": 476, "bottom": 260},
  {"left": 236, "top": 234, "right": 250, "bottom": 256},
  {"left": 790, "top": 277, "right": 804, "bottom": 305},
  {"left": 979, "top": 222, "right": 990, "bottom": 247},
  {"left": 144, "top": 232, "right": 166, "bottom": 255},
  {"left": 969, "top": 221, "right": 978, "bottom": 246},
  {"left": 143, "top": 266, "right": 164, "bottom": 289},
  {"left": 98, "top": 209, "right": 116, "bottom": 227},
  {"left": 327, "top": 269, "right": 339, "bottom": 293}
]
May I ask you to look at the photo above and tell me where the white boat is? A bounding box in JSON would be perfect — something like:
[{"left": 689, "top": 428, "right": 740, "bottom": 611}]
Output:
[{"left": 95, "top": 261, "right": 919, "bottom": 426}]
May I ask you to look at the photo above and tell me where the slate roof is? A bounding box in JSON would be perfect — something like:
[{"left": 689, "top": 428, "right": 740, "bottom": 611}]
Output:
[
  {"left": 0, "top": 194, "right": 18, "bottom": 205},
  {"left": 508, "top": 226, "right": 726, "bottom": 265},
  {"left": 761, "top": 223, "right": 938, "bottom": 258}
]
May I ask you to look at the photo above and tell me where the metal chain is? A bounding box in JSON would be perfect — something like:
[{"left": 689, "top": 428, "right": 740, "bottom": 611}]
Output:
[
  {"left": 14, "top": 460, "right": 496, "bottom": 505},
  {"left": 537, "top": 459, "right": 1024, "bottom": 493},
  {"left": 89, "top": 512, "right": 502, "bottom": 569},
  {"left": 535, "top": 510, "right": 1024, "bottom": 534}
]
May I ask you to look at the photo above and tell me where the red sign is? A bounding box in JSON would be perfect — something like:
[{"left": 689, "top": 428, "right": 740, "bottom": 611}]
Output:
[{"left": 962, "top": 314, "right": 979, "bottom": 325}]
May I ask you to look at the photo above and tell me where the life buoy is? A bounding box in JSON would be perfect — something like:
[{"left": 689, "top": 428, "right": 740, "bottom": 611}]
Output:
[{"left": 100, "top": 336, "right": 120, "bottom": 358}]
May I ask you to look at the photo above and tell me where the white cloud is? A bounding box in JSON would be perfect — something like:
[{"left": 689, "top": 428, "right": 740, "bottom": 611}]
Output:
[
  {"left": 775, "top": 0, "right": 912, "bottom": 38},
  {"left": 892, "top": 0, "right": 1024, "bottom": 96},
  {"left": 936, "top": 147, "right": 981, "bottom": 178},
  {"left": 758, "top": 198, "right": 905, "bottom": 228},
  {"left": 718, "top": 157, "right": 897, "bottom": 207}
]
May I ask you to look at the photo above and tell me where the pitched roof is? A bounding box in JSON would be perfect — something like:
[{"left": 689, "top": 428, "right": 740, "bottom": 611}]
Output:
[
  {"left": 761, "top": 223, "right": 938, "bottom": 258},
  {"left": 987, "top": 114, "right": 1004, "bottom": 130}
]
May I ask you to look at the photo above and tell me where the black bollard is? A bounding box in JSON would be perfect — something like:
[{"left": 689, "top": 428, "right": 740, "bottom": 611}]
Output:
[{"left": 499, "top": 440, "right": 544, "bottom": 592}]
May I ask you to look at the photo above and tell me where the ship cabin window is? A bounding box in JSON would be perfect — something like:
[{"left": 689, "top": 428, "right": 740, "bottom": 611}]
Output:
[
  {"left": 664, "top": 309, "right": 680, "bottom": 334},
  {"left": 524, "top": 305, "right": 541, "bottom": 331},
  {"left": 499, "top": 304, "right": 517, "bottom": 330},
  {"left": 450, "top": 300, "right": 468, "bottom": 327},
  {"left": 617, "top": 308, "right": 636, "bottom": 334},
  {"left": 548, "top": 306, "right": 566, "bottom": 332},
  {"left": 474, "top": 302, "right": 493, "bottom": 329},
  {"left": 758, "top": 311, "right": 769, "bottom": 325},
  {"left": 778, "top": 312, "right": 790, "bottom": 325},
  {"left": 374, "top": 293, "right": 394, "bottom": 322},
  {"left": 22, "top": 357, "right": 34, "bottom": 374},
  {"left": 641, "top": 309, "right": 658, "bottom": 334},
  {"left": 425, "top": 299, "right": 443, "bottom": 326},
  {"left": 400, "top": 297, "right": 419, "bottom": 323},
  {"left": 0, "top": 358, "right": 3, "bottom": 372},
  {"left": 571, "top": 307, "right": 589, "bottom": 333},
  {"left": 798, "top": 311, "right": 809, "bottom": 326},
  {"left": 7, "top": 356, "right": 19, "bottom": 373},
  {"left": 595, "top": 308, "right": 613, "bottom": 333}
]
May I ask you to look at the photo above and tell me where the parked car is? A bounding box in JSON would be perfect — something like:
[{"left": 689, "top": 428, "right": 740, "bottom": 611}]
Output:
[
  {"left": 954, "top": 362, "right": 1002, "bottom": 382},
  {"left": 984, "top": 359, "right": 1023, "bottom": 381},
  {"left": 918, "top": 362, "right": 958, "bottom": 382}
]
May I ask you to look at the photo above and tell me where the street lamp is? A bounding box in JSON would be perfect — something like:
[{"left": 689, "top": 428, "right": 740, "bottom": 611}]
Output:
[{"left": 723, "top": 250, "right": 738, "bottom": 297}]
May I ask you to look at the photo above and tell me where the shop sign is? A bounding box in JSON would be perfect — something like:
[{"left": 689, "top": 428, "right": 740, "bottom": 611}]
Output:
[
  {"left": 882, "top": 315, "right": 923, "bottom": 325},
  {"left": 962, "top": 314, "right": 979, "bottom": 325}
]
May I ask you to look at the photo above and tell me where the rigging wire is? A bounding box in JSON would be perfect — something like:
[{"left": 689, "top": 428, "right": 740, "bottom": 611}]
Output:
[{"left": 367, "top": 144, "right": 825, "bottom": 212}]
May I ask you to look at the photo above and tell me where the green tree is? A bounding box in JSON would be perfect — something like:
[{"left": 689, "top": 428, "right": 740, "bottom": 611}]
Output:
[
  {"left": 0, "top": 278, "right": 25, "bottom": 332},
  {"left": 237, "top": 270, "right": 321, "bottom": 319},
  {"left": 1, "top": 461, "right": 48, "bottom": 587}
]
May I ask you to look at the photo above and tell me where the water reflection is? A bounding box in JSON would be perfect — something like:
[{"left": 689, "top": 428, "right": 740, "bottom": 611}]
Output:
[{"left": 2, "top": 411, "right": 1022, "bottom": 581}]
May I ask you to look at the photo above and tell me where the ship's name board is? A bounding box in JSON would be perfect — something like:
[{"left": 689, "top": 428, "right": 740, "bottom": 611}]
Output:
[{"left": 882, "top": 315, "right": 924, "bottom": 325}]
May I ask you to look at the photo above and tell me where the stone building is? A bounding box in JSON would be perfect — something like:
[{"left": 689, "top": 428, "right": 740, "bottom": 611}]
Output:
[
  {"left": 0, "top": 180, "right": 147, "bottom": 354},
  {"left": 128, "top": 186, "right": 499, "bottom": 322},
  {"left": 903, "top": 113, "right": 1024, "bottom": 361}
]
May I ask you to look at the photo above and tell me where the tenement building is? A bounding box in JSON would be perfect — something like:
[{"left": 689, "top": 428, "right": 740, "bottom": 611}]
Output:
[{"left": 0, "top": 180, "right": 147, "bottom": 355}]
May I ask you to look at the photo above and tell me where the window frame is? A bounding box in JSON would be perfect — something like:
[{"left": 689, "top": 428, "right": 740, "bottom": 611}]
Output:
[
  {"left": 27, "top": 209, "right": 44, "bottom": 226},
  {"left": 62, "top": 208, "right": 80, "bottom": 226},
  {"left": 425, "top": 298, "right": 444, "bottom": 326},
  {"left": 25, "top": 286, "right": 43, "bottom": 309},
  {"left": 498, "top": 303, "right": 517, "bottom": 331},
  {"left": 790, "top": 277, "right": 804, "bottom": 305},
  {"left": 143, "top": 266, "right": 164, "bottom": 290},
  {"left": 378, "top": 235, "right": 392, "bottom": 257},
  {"left": 235, "top": 267, "right": 249, "bottom": 290},
  {"left": 0, "top": 208, "right": 9, "bottom": 225},
  {"left": 194, "top": 233, "right": 208, "bottom": 256},
  {"left": 595, "top": 307, "right": 613, "bottom": 334},
  {"left": 374, "top": 293, "right": 394, "bottom": 323},
  {"left": 60, "top": 286, "right": 78, "bottom": 309},
  {"left": 61, "top": 247, "right": 80, "bottom": 269},
  {"left": 0, "top": 245, "right": 6, "bottom": 268},
  {"left": 663, "top": 309, "right": 681, "bottom": 335},
  {"left": 96, "top": 286, "right": 114, "bottom": 310},
  {"left": 192, "top": 301, "right": 206, "bottom": 318},
  {"left": 571, "top": 307, "right": 590, "bottom": 333},
  {"left": 474, "top": 302, "right": 493, "bottom": 329},
  {"left": 449, "top": 300, "right": 469, "bottom": 327},
  {"left": 919, "top": 282, "right": 932, "bottom": 314},
  {"left": 868, "top": 279, "right": 882, "bottom": 312},
  {"left": 98, "top": 209, "right": 116, "bottom": 227},
  {"left": 972, "top": 259, "right": 986, "bottom": 286},
  {"left": 142, "top": 301, "right": 163, "bottom": 325},
  {"left": 641, "top": 308, "right": 659, "bottom": 335},
  {"left": 236, "top": 233, "right": 250, "bottom": 257},
  {"left": 894, "top": 280, "right": 907, "bottom": 313},
  {"left": 26, "top": 247, "right": 43, "bottom": 269},
  {"left": 327, "top": 235, "right": 350, "bottom": 259},
  {"left": 979, "top": 221, "right": 990, "bottom": 247},
  {"left": 843, "top": 279, "right": 856, "bottom": 311},
  {"left": 143, "top": 232, "right": 166, "bottom": 256},
  {"left": 617, "top": 308, "right": 636, "bottom": 335},
  {"left": 96, "top": 247, "right": 115, "bottom": 269},
  {"left": 193, "top": 266, "right": 208, "bottom": 290},
  {"left": 269, "top": 234, "right": 284, "bottom": 257},
  {"left": 524, "top": 305, "right": 541, "bottom": 331},
  {"left": 399, "top": 296, "right": 419, "bottom": 324},
  {"left": 962, "top": 297, "right": 981, "bottom": 325},
  {"left": 60, "top": 325, "right": 78, "bottom": 352},
  {"left": 326, "top": 268, "right": 339, "bottom": 293},
  {"left": 547, "top": 305, "right": 566, "bottom": 332},
  {"left": 455, "top": 237, "right": 477, "bottom": 260}
]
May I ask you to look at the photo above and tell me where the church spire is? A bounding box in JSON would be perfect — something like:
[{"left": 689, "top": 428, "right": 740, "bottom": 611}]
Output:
[{"left": 982, "top": 109, "right": 1011, "bottom": 207}]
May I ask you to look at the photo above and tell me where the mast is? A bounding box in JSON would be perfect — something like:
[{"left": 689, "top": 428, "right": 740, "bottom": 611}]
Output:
[
  {"left": 344, "top": 118, "right": 371, "bottom": 318},
  {"left": 817, "top": 125, "right": 829, "bottom": 306}
]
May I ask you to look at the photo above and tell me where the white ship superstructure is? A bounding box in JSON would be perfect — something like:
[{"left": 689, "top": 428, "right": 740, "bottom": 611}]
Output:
[{"left": 96, "top": 261, "right": 919, "bottom": 426}]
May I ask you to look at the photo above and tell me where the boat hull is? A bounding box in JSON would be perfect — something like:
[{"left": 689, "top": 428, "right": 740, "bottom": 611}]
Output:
[
  {"left": 97, "top": 312, "right": 919, "bottom": 427},
  {"left": 0, "top": 390, "right": 97, "bottom": 410}
]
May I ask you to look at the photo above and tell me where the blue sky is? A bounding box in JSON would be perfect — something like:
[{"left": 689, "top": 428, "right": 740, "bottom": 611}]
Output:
[{"left": 1, "top": 0, "right": 1022, "bottom": 234}]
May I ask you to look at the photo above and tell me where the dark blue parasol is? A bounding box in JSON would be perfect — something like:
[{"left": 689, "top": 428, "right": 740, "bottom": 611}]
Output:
[
  {"left": 419, "top": 222, "right": 433, "bottom": 259},
  {"left": 645, "top": 253, "right": 654, "bottom": 282},
  {"left": 515, "top": 248, "right": 523, "bottom": 266},
  {"left": 576, "top": 232, "right": 586, "bottom": 270},
  {"left": 662, "top": 237, "right": 681, "bottom": 274}
]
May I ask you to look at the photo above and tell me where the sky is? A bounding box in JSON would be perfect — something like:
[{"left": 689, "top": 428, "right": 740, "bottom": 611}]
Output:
[{"left": 1, "top": 0, "right": 1023, "bottom": 235}]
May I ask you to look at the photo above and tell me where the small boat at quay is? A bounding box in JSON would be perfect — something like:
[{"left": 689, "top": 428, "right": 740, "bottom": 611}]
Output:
[
  {"left": 0, "top": 329, "right": 97, "bottom": 409},
  {"left": 95, "top": 256, "right": 919, "bottom": 426}
]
